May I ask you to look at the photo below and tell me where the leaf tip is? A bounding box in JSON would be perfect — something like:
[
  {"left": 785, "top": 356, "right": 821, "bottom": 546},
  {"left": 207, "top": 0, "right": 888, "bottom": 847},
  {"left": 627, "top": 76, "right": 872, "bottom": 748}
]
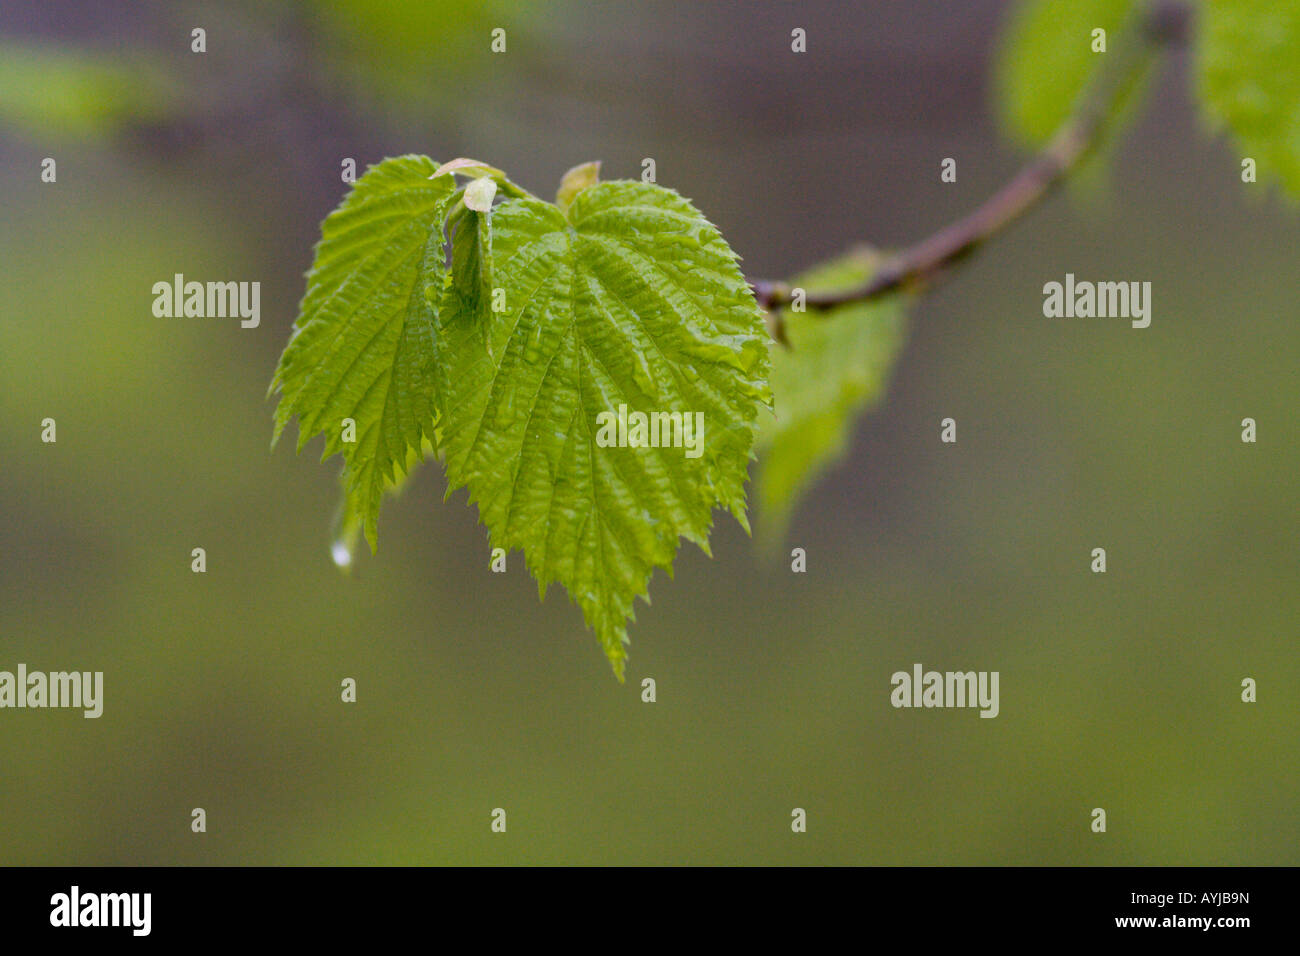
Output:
[
  {"left": 609, "top": 652, "right": 627, "bottom": 683},
  {"left": 556, "top": 160, "right": 601, "bottom": 213}
]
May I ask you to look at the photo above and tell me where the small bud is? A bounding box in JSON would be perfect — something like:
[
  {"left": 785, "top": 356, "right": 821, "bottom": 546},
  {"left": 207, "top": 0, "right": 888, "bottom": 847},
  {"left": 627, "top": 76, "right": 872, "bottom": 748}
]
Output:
[{"left": 464, "top": 177, "right": 498, "bottom": 212}]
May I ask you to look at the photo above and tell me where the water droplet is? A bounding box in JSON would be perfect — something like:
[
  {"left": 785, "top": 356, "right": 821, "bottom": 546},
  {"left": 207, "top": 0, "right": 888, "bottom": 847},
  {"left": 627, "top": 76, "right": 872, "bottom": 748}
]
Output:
[{"left": 329, "top": 487, "right": 362, "bottom": 575}]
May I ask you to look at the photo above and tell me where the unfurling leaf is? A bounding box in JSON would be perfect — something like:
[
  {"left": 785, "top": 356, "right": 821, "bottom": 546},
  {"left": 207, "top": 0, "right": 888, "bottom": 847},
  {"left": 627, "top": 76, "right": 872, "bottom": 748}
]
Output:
[
  {"left": 430, "top": 156, "right": 499, "bottom": 179},
  {"left": 556, "top": 160, "right": 601, "bottom": 213},
  {"left": 432, "top": 181, "right": 772, "bottom": 677},
  {"left": 464, "top": 175, "right": 498, "bottom": 212}
]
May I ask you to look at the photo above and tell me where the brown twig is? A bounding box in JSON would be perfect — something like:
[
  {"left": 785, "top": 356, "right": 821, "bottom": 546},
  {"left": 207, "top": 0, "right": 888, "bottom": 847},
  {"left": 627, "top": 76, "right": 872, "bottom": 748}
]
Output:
[{"left": 750, "top": 0, "right": 1189, "bottom": 317}]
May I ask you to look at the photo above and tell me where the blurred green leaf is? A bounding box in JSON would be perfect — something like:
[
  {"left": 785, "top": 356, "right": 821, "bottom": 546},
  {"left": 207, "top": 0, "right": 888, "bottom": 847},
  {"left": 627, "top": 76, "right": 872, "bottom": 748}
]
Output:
[
  {"left": 995, "top": 0, "right": 1155, "bottom": 201},
  {"left": 995, "top": 0, "right": 1138, "bottom": 145},
  {"left": 309, "top": 0, "right": 537, "bottom": 112},
  {"left": 1196, "top": 0, "right": 1300, "bottom": 199},
  {"left": 0, "top": 42, "right": 175, "bottom": 140},
  {"left": 756, "top": 249, "right": 907, "bottom": 548}
]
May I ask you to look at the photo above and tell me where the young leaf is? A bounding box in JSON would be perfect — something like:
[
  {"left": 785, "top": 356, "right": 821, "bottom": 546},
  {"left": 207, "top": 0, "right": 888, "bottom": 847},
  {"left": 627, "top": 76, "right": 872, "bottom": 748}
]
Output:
[
  {"left": 1196, "top": 0, "right": 1300, "bottom": 200},
  {"left": 755, "top": 249, "right": 907, "bottom": 547},
  {"left": 556, "top": 160, "right": 601, "bottom": 213},
  {"left": 271, "top": 155, "right": 453, "bottom": 549},
  {"left": 432, "top": 181, "right": 772, "bottom": 677},
  {"left": 464, "top": 176, "right": 498, "bottom": 212},
  {"left": 431, "top": 157, "right": 494, "bottom": 178}
]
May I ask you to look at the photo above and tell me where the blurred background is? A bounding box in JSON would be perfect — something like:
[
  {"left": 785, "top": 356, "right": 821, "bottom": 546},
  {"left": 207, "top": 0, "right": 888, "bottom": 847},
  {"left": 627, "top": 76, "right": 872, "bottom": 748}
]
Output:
[{"left": 1, "top": 0, "right": 1296, "bottom": 865}]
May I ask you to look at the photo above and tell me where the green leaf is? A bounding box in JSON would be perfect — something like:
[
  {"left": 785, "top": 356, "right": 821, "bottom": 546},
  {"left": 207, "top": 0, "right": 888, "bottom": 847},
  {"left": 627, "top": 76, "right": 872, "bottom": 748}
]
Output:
[
  {"left": 1196, "top": 0, "right": 1300, "bottom": 199},
  {"left": 271, "top": 155, "right": 453, "bottom": 550},
  {"left": 309, "top": 0, "right": 537, "bottom": 115},
  {"left": 995, "top": 0, "right": 1139, "bottom": 145},
  {"left": 995, "top": 0, "right": 1154, "bottom": 200},
  {"left": 432, "top": 181, "right": 772, "bottom": 677},
  {"left": 431, "top": 156, "right": 506, "bottom": 181},
  {"left": 556, "top": 161, "right": 602, "bottom": 213},
  {"left": 755, "top": 249, "right": 907, "bottom": 547},
  {"left": 441, "top": 205, "right": 496, "bottom": 351}
]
